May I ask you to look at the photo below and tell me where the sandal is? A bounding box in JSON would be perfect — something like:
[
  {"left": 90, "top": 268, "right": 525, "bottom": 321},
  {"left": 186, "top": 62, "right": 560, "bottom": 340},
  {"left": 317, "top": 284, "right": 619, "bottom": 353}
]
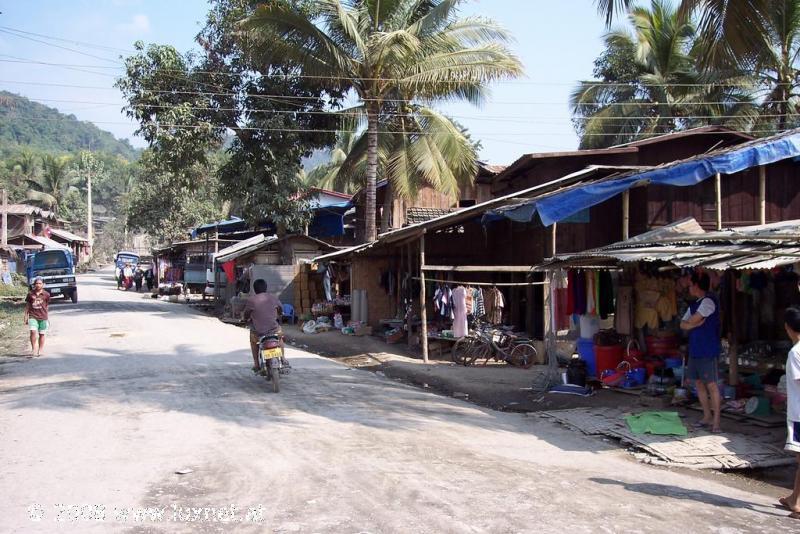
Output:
[
  {"left": 692, "top": 421, "right": 710, "bottom": 429},
  {"left": 710, "top": 427, "right": 723, "bottom": 434}
]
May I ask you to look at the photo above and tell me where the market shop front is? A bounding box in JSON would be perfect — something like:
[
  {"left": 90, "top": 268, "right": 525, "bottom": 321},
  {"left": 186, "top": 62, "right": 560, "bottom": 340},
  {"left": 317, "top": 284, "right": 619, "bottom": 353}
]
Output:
[{"left": 535, "top": 217, "right": 800, "bottom": 425}]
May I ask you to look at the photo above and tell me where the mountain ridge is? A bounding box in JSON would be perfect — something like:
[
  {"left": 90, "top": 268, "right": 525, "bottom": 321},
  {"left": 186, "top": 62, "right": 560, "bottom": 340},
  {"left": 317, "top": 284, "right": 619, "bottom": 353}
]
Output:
[{"left": 0, "top": 91, "right": 138, "bottom": 160}]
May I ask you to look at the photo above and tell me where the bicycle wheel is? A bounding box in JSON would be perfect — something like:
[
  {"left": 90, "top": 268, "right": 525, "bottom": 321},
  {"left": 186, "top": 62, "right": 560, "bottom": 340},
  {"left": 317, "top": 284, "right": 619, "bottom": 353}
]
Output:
[
  {"left": 466, "top": 339, "right": 492, "bottom": 366},
  {"left": 452, "top": 337, "right": 478, "bottom": 366},
  {"left": 509, "top": 343, "right": 538, "bottom": 369}
]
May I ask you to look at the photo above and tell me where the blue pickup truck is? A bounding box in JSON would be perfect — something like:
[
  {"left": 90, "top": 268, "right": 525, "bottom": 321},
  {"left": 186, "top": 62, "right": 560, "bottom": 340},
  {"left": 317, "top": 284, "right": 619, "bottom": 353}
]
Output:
[{"left": 26, "top": 248, "right": 78, "bottom": 303}]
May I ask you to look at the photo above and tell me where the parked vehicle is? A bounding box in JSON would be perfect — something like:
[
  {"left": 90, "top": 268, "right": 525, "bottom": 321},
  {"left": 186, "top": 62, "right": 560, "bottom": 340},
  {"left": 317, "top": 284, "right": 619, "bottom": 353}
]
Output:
[
  {"left": 114, "top": 251, "right": 139, "bottom": 281},
  {"left": 26, "top": 248, "right": 78, "bottom": 302},
  {"left": 257, "top": 334, "right": 286, "bottom": 393}
]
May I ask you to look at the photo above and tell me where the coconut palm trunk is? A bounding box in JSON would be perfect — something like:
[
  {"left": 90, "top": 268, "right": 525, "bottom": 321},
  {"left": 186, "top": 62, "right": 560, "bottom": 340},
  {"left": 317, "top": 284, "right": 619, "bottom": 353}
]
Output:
[{"left": 365, "top": 104, "right": 379, "bottom": 241}]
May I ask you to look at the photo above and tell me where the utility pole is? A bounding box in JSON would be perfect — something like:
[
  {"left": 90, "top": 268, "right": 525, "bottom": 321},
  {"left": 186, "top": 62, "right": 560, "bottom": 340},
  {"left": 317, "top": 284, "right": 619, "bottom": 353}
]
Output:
[
  {"left": 1, "top": 188, "right": 7, "bottom": 247},
  {"left": 86, "top": 167, "right": 94, "bottom": 253}
]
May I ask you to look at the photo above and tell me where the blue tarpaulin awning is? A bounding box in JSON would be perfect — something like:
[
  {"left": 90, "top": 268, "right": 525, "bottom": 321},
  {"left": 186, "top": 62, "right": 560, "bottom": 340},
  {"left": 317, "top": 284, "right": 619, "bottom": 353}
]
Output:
[{"left": 483, "top": 129, "right": 800, "bottom": 227}]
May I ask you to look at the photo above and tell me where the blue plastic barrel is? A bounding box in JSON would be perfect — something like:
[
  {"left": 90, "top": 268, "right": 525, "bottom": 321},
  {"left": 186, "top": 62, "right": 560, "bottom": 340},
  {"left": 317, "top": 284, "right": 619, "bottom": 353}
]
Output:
[{"left": 577, "top": 338, "right": 596, "bottom": 377}]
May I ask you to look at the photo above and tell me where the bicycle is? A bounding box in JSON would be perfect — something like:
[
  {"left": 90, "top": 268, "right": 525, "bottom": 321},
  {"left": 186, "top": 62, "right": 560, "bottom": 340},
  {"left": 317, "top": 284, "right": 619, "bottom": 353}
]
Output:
[{"left": 451, "top": 321, "right": 538, "bottom": 369}]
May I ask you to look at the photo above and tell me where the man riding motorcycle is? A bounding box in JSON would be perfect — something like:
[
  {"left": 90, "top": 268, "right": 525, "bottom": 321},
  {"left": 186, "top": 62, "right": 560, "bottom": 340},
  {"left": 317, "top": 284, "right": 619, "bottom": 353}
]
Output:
[{"left": 242, "top": 279, "right": 288, "bottom": 372}]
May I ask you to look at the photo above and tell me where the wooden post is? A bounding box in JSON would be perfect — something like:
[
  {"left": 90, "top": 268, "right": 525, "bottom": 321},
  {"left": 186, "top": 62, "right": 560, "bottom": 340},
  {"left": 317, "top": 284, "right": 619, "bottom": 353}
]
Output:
[
  {"left": 759, "top": 166, "right": 766, "bottom": 225},
  {"left": 419, "top": 231, "right": 428, "bottom": 363},
  {"left": 728, "top": 270, "right": 739, "bottom": 385},
  {"left": 406, "top": 242, "right": 412, "bottom": 348},
  {"left": 622, "top": 189, "right": 630, "bottom": 240},
  {"left": 550, "top": 223, "right": 557, "bottom": 257},
  {"left": 715, "top": 172, "right": 722, "bottom": 231},
  {"left": 1, "top": 189, "right": 7, "bottom": 247}
]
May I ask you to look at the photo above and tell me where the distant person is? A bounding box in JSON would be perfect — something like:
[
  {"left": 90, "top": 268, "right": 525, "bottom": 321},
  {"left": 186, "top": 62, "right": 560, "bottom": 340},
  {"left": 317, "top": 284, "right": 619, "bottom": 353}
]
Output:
[
  {"left": 144, "top": 267, "right": 155, "bottom": 291},
  {"left": 243, "top": 279, "right": 283, "bottom": 372},
  {"left": 23, "top": 276, "right": 50, "bottom": 357},
  {"left": 680, "top": 272, "right": 722, "bottom": 433},
  {"left": 133, "top": 269, "right": 143, "bottom": 292},
  {"left": 780, "top": 307, "right": 800, "bottom": 518},
  {"left": 123, "top": 262, "right": 134, "bottom": 290}
]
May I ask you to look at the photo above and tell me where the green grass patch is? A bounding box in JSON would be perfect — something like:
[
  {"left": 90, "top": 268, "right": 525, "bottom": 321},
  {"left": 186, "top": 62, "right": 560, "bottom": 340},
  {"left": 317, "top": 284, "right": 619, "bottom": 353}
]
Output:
[
  {"left": 0, "top": 272, "right": 29, "bottom": 298},
  {"left": 0, "top": 300, "right": 26, "bottom": 355}
]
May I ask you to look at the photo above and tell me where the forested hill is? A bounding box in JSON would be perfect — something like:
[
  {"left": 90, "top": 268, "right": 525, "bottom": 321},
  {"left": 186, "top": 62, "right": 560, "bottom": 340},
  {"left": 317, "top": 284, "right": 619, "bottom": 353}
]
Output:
[{"left": 0, "top": 91, "right": 138, "bottom": 160}]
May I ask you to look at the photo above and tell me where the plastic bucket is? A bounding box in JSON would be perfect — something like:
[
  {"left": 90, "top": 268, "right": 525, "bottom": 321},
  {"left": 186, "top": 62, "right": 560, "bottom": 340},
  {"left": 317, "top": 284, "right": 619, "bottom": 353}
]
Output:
[
  {"left": 595, "top": 344, "right": 623, "bottom": 377},
  {"left": 576, "top": 338, "right": 596, "bottom": 377}
]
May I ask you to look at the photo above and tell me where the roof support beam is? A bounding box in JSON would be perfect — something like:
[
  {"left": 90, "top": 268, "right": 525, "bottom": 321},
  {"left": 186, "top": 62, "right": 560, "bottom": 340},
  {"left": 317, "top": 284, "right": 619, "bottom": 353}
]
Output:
[
  {"left": 715, "top": 172, "right": 723, "bottom": 231},
  {"left": 759, "top": 166, "right": 767, "bottom": 225},
  {"left": 422, "top": 265, "right": 533, "bottom": 273}
]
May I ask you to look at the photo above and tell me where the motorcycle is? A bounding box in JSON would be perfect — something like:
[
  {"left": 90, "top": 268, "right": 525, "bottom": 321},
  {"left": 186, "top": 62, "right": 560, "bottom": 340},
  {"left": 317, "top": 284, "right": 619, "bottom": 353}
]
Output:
[{"left": 258, "top": 334, "right": 287, "bottom": 393}]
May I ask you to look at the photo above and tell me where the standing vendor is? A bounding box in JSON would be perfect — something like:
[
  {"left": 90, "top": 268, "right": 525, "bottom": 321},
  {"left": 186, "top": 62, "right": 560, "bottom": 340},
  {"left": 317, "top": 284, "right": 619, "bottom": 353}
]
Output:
[{"left": 680, "top": 272, "right": 722, "bottom": 433}]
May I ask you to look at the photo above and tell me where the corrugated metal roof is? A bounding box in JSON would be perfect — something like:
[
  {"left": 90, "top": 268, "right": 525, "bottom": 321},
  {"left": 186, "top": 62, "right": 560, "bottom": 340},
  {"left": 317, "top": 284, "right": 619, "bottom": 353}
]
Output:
[
  {"left": 536, "top": 218, "right": 800, "bottom": 271},
  {"left": 214, "top": 234, "right": 274, "bottom": 263},
  {"left": 49, "top": 228, "right": 88, "bottom": 243},
  {"left": 315, "top": 165, "right": 636, "bottom": 262}
]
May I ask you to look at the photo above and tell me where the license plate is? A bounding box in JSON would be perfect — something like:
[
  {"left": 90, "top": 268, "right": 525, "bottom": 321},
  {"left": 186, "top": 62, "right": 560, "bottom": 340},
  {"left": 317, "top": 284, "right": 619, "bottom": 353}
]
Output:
[
  {"left": 261, "top": 348, "right": 282, "bottom": 359},
  {"left": 50, "top": 288, "right": 61, "bottom": 294}
]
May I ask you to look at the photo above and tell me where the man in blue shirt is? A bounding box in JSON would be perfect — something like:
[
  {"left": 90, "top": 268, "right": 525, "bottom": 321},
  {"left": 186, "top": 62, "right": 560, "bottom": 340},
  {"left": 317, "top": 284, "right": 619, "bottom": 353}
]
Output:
[{"left": 680, "top": 272, "right": 722, "bottom": 433}]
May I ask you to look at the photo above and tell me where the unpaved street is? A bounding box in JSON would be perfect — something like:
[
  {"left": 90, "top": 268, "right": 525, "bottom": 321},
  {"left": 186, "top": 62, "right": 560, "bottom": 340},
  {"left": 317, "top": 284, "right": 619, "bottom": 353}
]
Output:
[{"left": 0, "top": 269, "right": 796, "bottom": 533}]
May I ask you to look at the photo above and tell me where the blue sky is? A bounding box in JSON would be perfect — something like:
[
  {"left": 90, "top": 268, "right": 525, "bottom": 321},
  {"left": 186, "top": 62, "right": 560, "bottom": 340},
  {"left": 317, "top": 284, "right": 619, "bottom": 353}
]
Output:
[{"left": 0, "top": 0, "right": 613, "bottom": 165}]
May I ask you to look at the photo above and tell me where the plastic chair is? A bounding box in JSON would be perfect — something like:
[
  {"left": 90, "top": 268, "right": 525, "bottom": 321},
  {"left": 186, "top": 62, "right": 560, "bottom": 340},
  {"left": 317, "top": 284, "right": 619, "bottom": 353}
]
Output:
[{"left": 282, "top": 303, "right": 296, "bottom": 324}]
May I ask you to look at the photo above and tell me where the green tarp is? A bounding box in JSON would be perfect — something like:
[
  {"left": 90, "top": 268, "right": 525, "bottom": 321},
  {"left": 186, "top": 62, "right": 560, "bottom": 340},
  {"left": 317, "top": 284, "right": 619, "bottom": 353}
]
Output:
[{"left": 625, "top": 411, "right": 688, "bottom": 436}]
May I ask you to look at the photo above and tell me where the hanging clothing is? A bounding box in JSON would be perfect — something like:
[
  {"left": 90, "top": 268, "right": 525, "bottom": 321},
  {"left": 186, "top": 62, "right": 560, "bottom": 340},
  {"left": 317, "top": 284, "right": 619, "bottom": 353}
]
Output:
[
  {"left": 615, "top": 285, "right": 634, "bottom": 335},
  {"left": 473, "top": 287, "right": 486, "bottom": 318},
  {"left": 452, "top": 285, "right": 468, "bottom": 338},
  {"left": 465, "top": 287, "right": 474, "bottom": 315},
  {"left": 486, "top": 287, "right": 505, "bottom": 325},
  {"left": 566, "top": 270, "right": 576, "bottom": 315},
  {"left": 574, "top": 270, "right": 587, "bottom": 315},
  {"left": 222, "top": 261, "right": 236, "bottom": 284},
  {"left": 585, "top": 271, "right": 596, "bottom": 316},
  {"left": 656, "top": 278, "right": 678, "bottom": 322},
  {"left": 597, "top": 270, "right": 615, "bottom": 320},
  {"left": 433, "top": 284, "right": 454, "bottom": 319},
  {"left": 635, "top": 273, "right": 660, "bottom": 329}
]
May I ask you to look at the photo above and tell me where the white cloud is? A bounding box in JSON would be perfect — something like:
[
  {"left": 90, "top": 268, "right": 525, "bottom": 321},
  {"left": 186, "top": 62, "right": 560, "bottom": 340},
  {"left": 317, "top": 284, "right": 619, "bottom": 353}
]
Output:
[{"left": 117, "top": 14, "right": 150, "bottom": 34}]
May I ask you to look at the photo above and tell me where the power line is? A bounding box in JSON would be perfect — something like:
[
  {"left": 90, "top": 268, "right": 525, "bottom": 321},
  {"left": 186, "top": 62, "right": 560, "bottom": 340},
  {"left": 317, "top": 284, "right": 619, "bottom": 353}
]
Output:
[
  {"left": 3, "top": 78, "right": 796, "bottom": 107},
  {"left": 0, "top": 29, "right": 122, "bottom": 65},
  {"left": 0, "top": 40, "right": 790, "bottom": 89},
  {"left": 0, "top": 25, "right": 135, "bottom": 54},
  {"left": 3, "top": 117, "right": 792, "bottom": 138},
  {"left": 7, "top": 95, "right": 797, "bottom": 123}
]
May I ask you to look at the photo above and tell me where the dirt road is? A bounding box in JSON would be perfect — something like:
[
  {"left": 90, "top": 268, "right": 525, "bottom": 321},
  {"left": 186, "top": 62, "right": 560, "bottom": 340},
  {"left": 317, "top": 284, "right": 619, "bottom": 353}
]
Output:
[{"left": 0, "top": 269, "right": 796, "bottom": 533}]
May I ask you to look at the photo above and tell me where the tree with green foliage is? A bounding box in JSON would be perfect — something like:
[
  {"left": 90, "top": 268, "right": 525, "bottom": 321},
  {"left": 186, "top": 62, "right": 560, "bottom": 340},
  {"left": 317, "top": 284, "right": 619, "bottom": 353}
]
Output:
[
  {"left": 126, "top": 150, "right": 225, "bottom": 245},
  {"left": 116, "top": 0, "right": 341, "bottom": 237},
  {"left": 25, "top": 154, "right": 79, "bottom": 214},
  {"left": 751, "top": 1, "right": 800, "bottom": 132},
  {"left": 572, "top": 0, "right": 756, "bottom": 148},
  {"left": 241, "top": 0, "right": 523, "bottom": 241}
]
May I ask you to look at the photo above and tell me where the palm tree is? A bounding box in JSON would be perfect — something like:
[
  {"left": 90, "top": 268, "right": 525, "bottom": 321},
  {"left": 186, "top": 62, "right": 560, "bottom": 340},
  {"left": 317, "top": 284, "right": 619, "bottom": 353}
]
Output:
[
  {"left": 304, "top": 130, "right": 363, "bottom": 194},
  {"left": 26, "top": 155, "right": 79, "bottom": 215},
  {"left": 751, "top": 1, "right": 800, "bottom": 132},
  {"left": 572, "top": 0, "right": 756, "bottom": 148},
  {"left": 240, "top": 0, "right": 523, "bottom": 242},
  {"left": 597, "top": 1, "right": 774, "bottom": 66}
]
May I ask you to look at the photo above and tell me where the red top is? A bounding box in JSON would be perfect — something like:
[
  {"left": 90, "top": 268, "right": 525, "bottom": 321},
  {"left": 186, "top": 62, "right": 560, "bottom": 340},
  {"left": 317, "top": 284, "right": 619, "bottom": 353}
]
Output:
[{"left": 26, "top": 290, "right": 51, "bottom": 321}]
